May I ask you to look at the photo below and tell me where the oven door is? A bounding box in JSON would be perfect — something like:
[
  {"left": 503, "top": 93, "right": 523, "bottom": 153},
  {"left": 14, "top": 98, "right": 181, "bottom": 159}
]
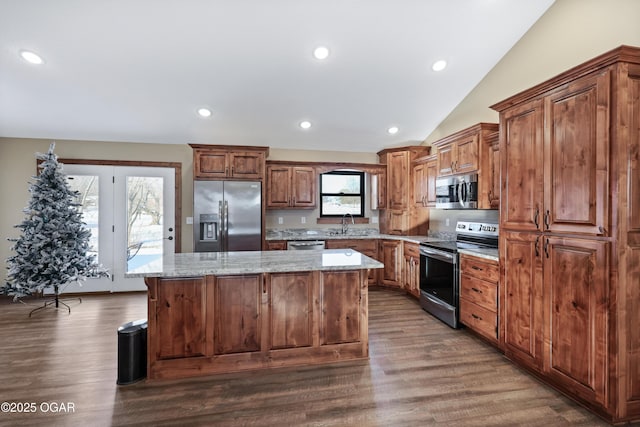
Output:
[{"left": 419, "top": 246, "right": 459, "bottom": 328}]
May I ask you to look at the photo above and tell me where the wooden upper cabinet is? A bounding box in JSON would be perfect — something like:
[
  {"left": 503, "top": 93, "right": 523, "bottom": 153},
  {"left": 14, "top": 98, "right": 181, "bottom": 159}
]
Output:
[
  {"left": 485, "top": 132, "right": 500, "bottom": 209},
  {"left": 190, "top": 144, "right": 268, "bottom": 180},
  {"left": 371, "top": 170, "right": 387, "bottom": 210},
  {"left": 497, "top": 70, "right": 610, "bottom": 236},
  {"left": 433, "top": 133, "right": 479, "bottom": 177},
  {"left": 266, "top": 164, "right": 316, "bottom": 209},
  {"left": 387, "top": 151, "right": 409, "bottom": 210},
  {"left": 425, "top": 155, "right": 438, "bottom": 207},
  {"left": 545, "top": 70, "right": 610, "bottom": 236},
  {"left": 500, "top": 101, "right": 545, "bottom": 232}
]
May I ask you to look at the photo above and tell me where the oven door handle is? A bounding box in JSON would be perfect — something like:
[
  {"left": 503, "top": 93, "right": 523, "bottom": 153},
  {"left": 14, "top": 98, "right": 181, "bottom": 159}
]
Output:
[
  {"left": 420, "top": 247, "right": 456, "bottom": 263},
  {"left": 423, "top": 292, "right": 454, "bottom": 309}
]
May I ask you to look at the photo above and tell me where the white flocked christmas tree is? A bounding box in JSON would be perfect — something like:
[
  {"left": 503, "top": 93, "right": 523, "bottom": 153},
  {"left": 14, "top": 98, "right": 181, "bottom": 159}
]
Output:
[{"left": 3, "top": 143, "right": 107, "bottom": 306}]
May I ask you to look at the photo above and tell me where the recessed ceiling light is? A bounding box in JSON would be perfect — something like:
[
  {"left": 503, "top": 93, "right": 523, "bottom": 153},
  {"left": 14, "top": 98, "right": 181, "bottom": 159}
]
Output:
[
  {"left": 387, "top": 126, "right": 399, "bottom": 135},
  {"left": 20, "top": 50, "right": 44, "bottom": 65},
  {"left": 313, "top": 46, "right": 330, "bottom": 60},
  {"left": 432, "top": 60, "right": 447, "bottom": 72},
  {"left": 299, "top": 120, "right": 312, "bottom": 129},
  {"left": 197, "top": 108, "right": 212, "bottom": 118}
]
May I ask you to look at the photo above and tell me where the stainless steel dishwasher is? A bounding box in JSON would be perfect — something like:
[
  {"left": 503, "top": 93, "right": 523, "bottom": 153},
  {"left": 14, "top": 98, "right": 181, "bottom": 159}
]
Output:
[{"left": 287, "top": 241, "right": 326, "bottom": 250}]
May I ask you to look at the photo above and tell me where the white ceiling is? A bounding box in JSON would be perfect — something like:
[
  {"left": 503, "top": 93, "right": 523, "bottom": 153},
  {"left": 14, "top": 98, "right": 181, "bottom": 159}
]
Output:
[{"left": 0, "top": 0, "right": 555, "bottom": 153}]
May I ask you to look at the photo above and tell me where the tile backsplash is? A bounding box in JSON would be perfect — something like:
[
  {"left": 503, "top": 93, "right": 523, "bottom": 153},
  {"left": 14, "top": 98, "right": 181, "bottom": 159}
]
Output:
[{"left": 429, "top": 209, "right": 499, "bottom": 234}]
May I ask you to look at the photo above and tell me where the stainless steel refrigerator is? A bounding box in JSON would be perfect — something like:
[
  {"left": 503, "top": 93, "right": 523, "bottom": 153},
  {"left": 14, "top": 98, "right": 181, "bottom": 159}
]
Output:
[{"left": 193, "top": 180, "right": 262, "bottom": 252}]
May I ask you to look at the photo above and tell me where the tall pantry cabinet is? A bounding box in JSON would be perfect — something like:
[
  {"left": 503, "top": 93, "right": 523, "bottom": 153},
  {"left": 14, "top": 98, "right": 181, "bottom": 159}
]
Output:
[{"left": 491, "top": 45, "right": 640, "bottom": 423}]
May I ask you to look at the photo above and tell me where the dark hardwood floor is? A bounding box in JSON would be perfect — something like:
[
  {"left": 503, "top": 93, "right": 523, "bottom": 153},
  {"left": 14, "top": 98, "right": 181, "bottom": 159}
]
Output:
[{"left": 0, "top": 289, "right": 610, "bottom": 426}]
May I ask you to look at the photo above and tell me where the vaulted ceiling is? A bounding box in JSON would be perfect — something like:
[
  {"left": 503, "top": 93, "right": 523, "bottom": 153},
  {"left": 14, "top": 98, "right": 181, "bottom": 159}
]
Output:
[{"left": 0, "top": 0, "right": 555, "bottom": 153}]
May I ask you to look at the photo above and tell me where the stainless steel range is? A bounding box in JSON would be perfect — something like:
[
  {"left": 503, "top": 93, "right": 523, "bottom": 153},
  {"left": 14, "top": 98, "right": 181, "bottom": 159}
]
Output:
[{"left": 419, "top": 221, "right": 498, "bottom": 328}]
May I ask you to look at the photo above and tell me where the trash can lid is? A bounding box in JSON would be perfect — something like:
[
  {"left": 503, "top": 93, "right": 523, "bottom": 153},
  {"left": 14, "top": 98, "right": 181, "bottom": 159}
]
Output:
[{"left": 118, "top": 318, "right": 148, "bottom": 333}]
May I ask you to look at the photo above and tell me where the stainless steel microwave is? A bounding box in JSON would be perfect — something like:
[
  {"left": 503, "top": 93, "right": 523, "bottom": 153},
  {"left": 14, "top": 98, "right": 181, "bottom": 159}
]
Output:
[{"left": 435, "top": 173, "right": 478, "bottom": 209}]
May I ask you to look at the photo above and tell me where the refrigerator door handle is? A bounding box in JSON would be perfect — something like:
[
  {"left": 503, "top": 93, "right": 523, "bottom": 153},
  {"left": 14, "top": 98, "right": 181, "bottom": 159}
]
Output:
[
  {"left": 218, "top": 200, "right": 224, "bottom": 248},
  {"left": 224, "top": 200, "right": 229, "bottom": 251}
]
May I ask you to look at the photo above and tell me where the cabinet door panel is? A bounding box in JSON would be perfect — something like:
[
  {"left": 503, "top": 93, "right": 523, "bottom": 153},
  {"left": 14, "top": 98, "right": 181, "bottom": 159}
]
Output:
[
  {"left": 380, "top": 240, "right": 402, "bottom": 287},
  {"left": 546, "top": 71, "right": 610, "bottom": 236},
  {"left": 488, "top": 136, "right": 500, "bottom": 209},
  {"left": 545, "top": 237, "right": 608, "bottom": 405},
  {"left": 388, "top": 151, "right": 409, "bottom": 209},
  {"left": 195, "top": 151, "right": 228, "bottom": 178},
  {"left": 266, "top": 166, "right": 291, "bottom": 208},
  {"left": 501, "top": 232, "right": 543, "bottom": 369},
  {"left": 269, "top": 272, "right": 313, "bottom": 349},
  {"left": 214, "top": 275, "right": 262, "bottom": 354},
  {"left": 501, "top": 101, "right": 544, "bottom": 231},
  {"left": 455, "top": 135, "right": 479, "bottom": 173},
  {"left": 155, "top": 277, "right": 207, "bottom": 360},
  {"left": 292, "top": 167, "right": 316, "bottom": 207},
  {"left": 320, "top": 270, "right": 361, "bottom": 345},
  {"left": 436, "top": 144, "right": 455, "bottom": 176},
  {"left": 229, "top": 152, "right": 263, "bottom": 179},
  {"left": 425, "top": 158, "right": 438, "bottom": 207}
]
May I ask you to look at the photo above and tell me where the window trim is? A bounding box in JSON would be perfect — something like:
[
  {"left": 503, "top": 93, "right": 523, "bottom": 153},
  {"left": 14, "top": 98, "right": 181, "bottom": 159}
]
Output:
[{"left": 319, "top": 170, "right": 365, "bottom": 217}]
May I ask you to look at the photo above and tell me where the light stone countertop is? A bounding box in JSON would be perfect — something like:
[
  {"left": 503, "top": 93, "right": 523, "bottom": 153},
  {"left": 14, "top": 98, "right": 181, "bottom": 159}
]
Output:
[
  {"left": 266, "top": 230, "right": 444, "bottom": 245},
  {"left": 126, "top": 249, "right": 384, "bottom": 278},
  {"left": 458, "top": 248, "right": 499, "bottom": 262}
]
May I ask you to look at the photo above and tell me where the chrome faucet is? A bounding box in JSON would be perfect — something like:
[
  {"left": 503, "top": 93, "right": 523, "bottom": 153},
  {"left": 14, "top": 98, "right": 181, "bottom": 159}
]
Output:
[{"left": 341, "top": 213, "right": 355, "bottom": 235}]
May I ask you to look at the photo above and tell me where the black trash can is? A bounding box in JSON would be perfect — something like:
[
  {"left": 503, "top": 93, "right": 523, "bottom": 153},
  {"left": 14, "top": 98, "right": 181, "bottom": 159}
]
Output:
[{"left": 117, "top": 319, "right": 147, "bottom": 385}]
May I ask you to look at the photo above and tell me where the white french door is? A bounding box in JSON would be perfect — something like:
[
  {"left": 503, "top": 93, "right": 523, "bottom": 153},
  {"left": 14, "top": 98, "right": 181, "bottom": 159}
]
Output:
[{"left": 60, "top": 164, "right": 176, "bottom": 293}]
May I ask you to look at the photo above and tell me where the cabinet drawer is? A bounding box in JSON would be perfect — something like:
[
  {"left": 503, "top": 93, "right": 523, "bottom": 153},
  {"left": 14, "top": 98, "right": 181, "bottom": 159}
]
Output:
[
  {"left": 460, "top": 255, "right": 499, "bottom": 283},
  {"left": 326, "top": 239, "right": 377, "bottom": 253},
  {"left": 460, "top": 274, "right": 497, "bottom": 312},
  {"left": 404, "top": 242, "right": 420, "bottom": 258},
  {"left": 460, "top": 298, "right": 498, "bottom": 343}
]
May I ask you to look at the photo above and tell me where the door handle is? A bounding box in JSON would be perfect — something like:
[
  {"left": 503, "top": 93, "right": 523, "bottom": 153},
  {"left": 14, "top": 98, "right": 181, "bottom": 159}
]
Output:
[
  {"left": 544, "top": 210, "right": 550, "bottom": 230},
  {"left": 544, "top": 238, "right": 549, "bottom": 258}
]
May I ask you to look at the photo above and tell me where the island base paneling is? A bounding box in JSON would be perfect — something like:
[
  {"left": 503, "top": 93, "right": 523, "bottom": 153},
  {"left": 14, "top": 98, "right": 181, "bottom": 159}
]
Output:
[{"left": 145, "top": 269, "right": 369, "bottom": 381}]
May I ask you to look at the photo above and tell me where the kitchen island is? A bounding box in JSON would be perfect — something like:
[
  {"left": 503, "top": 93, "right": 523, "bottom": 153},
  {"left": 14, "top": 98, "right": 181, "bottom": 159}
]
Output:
[{"left": 128, "top": 249, "right": 383, "bottom": 380}]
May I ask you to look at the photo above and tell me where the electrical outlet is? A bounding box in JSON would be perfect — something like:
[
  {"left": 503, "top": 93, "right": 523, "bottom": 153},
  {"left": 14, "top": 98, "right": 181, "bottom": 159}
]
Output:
[
  {"left": 186, "top": 216, "right": 193, "bottom": 225},
  {"left": 371, "top": 216, "right": 378, "bottom": 224},
  {"left": 278, "top": 217, "right": 283, "bottom": 225},
  {"left": 301, "top": 217, "right": 306, "bottom": 224},
  {"left": 445, "top": 218, "right": 450, "bottom": 227}
]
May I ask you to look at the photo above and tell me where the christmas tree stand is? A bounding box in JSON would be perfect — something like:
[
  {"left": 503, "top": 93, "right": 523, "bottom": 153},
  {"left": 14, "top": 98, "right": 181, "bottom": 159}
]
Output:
[{"left": 28, "top": 286, "right": 82, "bottom": 317}]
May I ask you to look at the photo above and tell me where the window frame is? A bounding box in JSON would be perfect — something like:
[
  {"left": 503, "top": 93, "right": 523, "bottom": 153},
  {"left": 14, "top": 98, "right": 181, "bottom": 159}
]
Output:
[{"left": 319, "top": 170, "right": 365, "bottom": 217}]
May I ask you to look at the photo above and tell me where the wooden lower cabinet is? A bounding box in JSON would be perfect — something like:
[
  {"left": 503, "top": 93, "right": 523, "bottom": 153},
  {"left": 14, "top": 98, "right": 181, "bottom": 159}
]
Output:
[
  {"left": 265, "top": 240, "right": 287, "bottom": 250},
  {"left": 501, "top": 231, "right": 609, "bottom": 411},
  {"left": 379, "top": 239, "right": 403, "bottom": 288},
  {"left": 153, "top": 277, "right": 209, "bottom": 360},
  {"left": 145, "top": 269, "right": 368, "bottom": 380},
  {"left": 214, "top": 275, "right": 262, "bottom": 354},
  {"left": 403, "top": 242, "right": 420, "bottom": 298},
  {"left": 459, "top": 254, "right": 499, "bottom": 345},
  {"left": 269, "top": 272, "right": 314, "bottom": 349}
]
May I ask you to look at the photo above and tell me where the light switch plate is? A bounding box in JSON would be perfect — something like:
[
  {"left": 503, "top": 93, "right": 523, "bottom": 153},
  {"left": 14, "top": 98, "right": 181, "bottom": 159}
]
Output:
[{"left": 186, "top": 216, "right": 193, "bottom": 225}]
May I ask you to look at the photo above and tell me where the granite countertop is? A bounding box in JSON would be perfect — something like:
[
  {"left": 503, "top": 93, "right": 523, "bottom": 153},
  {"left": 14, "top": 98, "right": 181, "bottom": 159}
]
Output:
[
  {"left": 126, "top": 249, "right": 385, "bottom": 278},
  {"left": 266, "top": 229, "right": 444, "bottom": 245},
  {"left": 458, "top": 248, "right": 499, "bottom": 262}
]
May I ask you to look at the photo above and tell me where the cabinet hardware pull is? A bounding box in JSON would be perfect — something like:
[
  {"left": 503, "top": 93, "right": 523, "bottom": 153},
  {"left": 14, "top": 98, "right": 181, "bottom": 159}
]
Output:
[
  {"left": 544, "top": 238, "right": 549, "bottom": 258},
  {"left": 471, "top": 287, "right": 482, "bottom": 293},
  {"left": 226, "top": 167, "right": 229, "bottom": 175},
  {"left": 451, "top": 161, "right": 455, "bottom": 172},
  {"left": 488, "top": 190, "right": 492, "bottom": 203},
  {"left": 263, "top": 276, "right": 267, "bottom": 294},
  {"left": 544, "top": 210, "right": 550, "bottom": 230},
  {"left": 535, "top": 236, "right": 540, "bottom": 257},
  {"left": 471, "top": 313, "right": 482, "bottom": 320},
  {"left": 534, "top": 206, "right": 540, "bottom": 229},
  {"left": 471, "top": 266, "right": 482, "bottom": 271}
]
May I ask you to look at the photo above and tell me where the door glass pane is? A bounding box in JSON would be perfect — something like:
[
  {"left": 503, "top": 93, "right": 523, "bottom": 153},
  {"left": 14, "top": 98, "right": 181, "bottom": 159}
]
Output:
[
  {"left": 68, "top": 175, "right": 100, "bottom": 261},
  {"left": 126, "top": 176, "right": 164, "bottom": 272}
]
